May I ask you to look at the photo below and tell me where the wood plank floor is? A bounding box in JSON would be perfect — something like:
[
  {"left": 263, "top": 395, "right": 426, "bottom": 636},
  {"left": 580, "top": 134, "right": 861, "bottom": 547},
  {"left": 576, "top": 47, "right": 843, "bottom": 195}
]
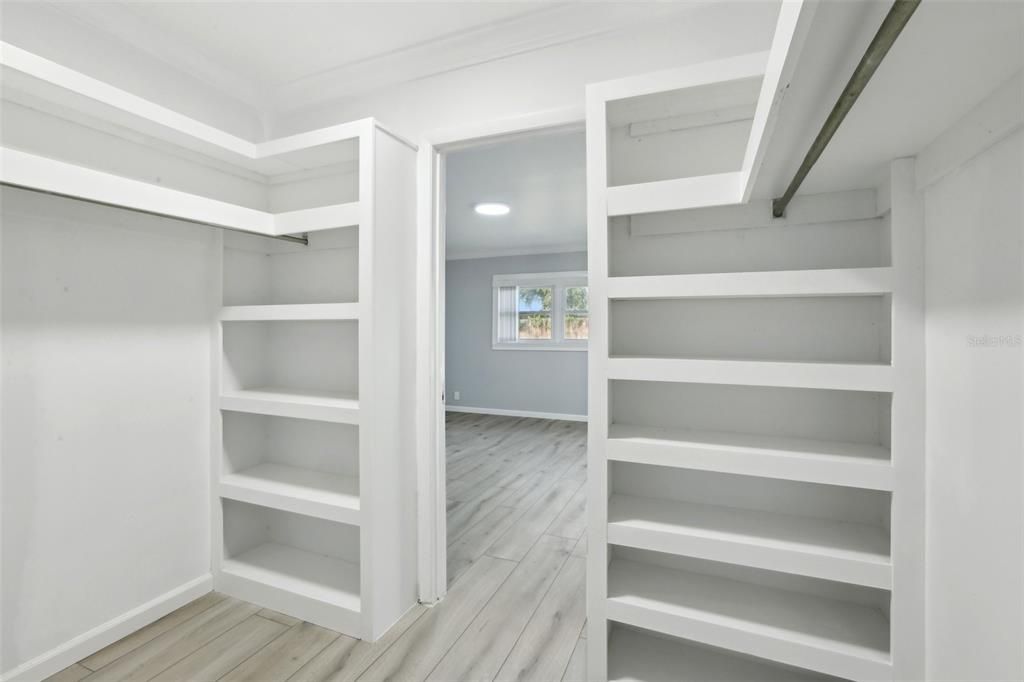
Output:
[{"left": 49, "top": 413, "right": 587, "bottom": 682}]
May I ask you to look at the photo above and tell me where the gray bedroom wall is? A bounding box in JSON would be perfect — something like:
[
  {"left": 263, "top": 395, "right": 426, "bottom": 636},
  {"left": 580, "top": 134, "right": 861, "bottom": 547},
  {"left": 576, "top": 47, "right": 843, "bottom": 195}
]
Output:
[{"left": 445, "top": 251, "right": 588, "bottom": 418}]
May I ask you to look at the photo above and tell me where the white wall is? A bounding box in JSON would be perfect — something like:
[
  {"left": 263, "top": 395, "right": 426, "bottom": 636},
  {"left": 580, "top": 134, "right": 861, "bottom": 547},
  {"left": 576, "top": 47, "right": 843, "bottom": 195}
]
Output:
[
  {"left": 273, "top": 1, "right": 779, "bottom": 139},
  {"left": 446, "top": 252, "right": 588, "bottom": 418},
  {"left": 1, "top": 189, "right": 214, "bottom": 677},
  {"left": 923, "top": 130, "right": 1024, "bottom": 681}
]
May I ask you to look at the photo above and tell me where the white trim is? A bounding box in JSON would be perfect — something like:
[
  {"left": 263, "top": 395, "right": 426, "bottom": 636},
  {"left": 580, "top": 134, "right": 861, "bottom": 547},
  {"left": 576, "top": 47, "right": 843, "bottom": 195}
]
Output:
[
  {"left": 492, "top": 343, "right": 587, "bottom": 352},
  {"left": 446, "top": 405, "right": 588, "bottom": 423},
  {"left": 626, "top": 188, "right": 878, "bottom": 238},
  {"left": 739, "top": 0, "right": 817, "bottom": 201},
  {"left": 0, "top": 148, "right": 361, "bottom": 237},
  {"left": 415, "top": 107, "right": 585, "bottom": 605},
  {"left": 415, "top": 142, "right": 446, "bottom": 604},
  {"left": 0, "top": 575, "right": 212, "bottom": 682},
  {"left": 606, "top": 171, "right": 744, "bottom": 216},
  {"left": 888, "top": 157, "right": 927, "bottom": 679},
  {"left": 446, "top": 243, "right": 587, "bottom": 261},
  {"left": 0, "top": 40, "right": 257, "bottom": 157},
  {"left": 0, "top": 42, "right": 416, "bottom": 160}
]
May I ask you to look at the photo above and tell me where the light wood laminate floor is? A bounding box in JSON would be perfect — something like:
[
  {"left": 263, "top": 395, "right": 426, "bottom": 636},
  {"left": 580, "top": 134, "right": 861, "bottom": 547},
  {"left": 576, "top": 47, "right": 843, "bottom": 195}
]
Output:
[{"left": 48, "top": 413, "right": 587, "bottom": 682}]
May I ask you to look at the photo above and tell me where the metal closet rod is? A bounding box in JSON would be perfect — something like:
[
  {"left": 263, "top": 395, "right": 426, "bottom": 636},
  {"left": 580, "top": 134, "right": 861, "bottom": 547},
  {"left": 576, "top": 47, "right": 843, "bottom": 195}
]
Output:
[
  {"left": 1, "top": 182, "right": 309, "bottom": 246},
  {"left": 772, "top": 0, "right": 922, "bottom": 218}
]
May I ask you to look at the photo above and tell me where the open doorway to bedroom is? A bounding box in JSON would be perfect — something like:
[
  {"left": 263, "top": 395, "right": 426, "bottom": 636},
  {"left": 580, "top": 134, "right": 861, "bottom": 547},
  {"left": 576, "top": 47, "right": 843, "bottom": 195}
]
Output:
[{"left": 431, "top": 127, "right": 589, "bottom": 679}]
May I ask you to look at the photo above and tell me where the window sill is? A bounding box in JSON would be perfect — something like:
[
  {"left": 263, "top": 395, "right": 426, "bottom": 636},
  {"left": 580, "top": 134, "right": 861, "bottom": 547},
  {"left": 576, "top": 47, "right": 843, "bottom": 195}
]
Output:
[{"left": 492, "top": 343, "right": 587, "bottom": 352}]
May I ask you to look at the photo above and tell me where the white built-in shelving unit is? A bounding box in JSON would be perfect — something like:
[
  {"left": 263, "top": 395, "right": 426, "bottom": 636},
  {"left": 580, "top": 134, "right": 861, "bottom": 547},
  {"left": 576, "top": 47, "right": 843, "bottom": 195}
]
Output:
[
  {"left": 212, "top": 121, "right": 419, "bottom": 640},
  {"left": 585, "top": 4, "right": 925, "bottom": 680},
  {"left": 0, "top": 42, "right": 419, "bottom": 641}
]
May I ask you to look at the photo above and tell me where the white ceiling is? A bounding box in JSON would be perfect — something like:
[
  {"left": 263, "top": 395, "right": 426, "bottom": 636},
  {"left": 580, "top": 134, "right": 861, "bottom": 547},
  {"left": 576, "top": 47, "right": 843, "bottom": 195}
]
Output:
[
  {"left": 49, "top": 1, "right": 718, "bottom": 119},
  {"left": 445, "top": 129, "right": 586, "bottom": 260}
]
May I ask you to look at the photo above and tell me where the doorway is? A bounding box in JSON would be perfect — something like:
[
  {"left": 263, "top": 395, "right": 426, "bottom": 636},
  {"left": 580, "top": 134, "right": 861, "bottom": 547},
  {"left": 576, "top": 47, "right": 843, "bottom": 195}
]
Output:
[{"left": 413, "top": 116, "right": 589, "bottom": 678}]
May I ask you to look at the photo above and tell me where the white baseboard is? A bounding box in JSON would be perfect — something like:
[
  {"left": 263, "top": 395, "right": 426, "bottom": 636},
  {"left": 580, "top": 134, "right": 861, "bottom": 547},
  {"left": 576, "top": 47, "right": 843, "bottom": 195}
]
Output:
[
  {"left": 1, "top": 574, "right": 213, "bottom": 682},
  {"left": 445, "top": 405, "right": 588, "bottom": 422}
]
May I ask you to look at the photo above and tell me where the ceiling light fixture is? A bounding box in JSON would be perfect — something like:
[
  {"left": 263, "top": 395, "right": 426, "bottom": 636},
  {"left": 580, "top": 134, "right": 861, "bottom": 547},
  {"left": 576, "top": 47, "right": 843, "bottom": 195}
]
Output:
[{"left": 474, "top": 202, "right": 510, "bottom": 216}]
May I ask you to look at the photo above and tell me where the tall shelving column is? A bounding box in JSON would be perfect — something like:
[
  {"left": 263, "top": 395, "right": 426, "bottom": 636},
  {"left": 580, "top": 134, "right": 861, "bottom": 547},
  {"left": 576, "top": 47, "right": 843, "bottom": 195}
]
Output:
[
  {"left": 212, "top": 119, "right": 418, "bottom": 641},
  {"left": 586, "top": 62, "right": 924, "bottom": 681}
]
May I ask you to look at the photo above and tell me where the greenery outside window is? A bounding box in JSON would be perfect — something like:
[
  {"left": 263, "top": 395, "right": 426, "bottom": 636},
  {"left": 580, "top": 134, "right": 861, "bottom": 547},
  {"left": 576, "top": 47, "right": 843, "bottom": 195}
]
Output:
[{"left": 493, "top": 271, "right": 588, "bottom": 350}]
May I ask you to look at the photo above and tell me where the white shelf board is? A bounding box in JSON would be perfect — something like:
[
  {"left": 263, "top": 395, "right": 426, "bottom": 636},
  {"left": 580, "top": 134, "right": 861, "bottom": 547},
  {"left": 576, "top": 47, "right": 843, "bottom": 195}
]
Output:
[
  {"left": 609, "top": 625, "right": 833, "bottom": 682},
  {"left": 607, "top": 171, "right": 744, "bottom": 217},
  {"left": 594, "top": 51, "right": 768, "bottom": 112},
  {"left": 0, "top": 42, "right": 373, "bottom": 175},
  {"left": 220, "top": 463, "right": 359, "bottom": 525},
  {"left": 273, "top": 202, "right": 360, "bottom": 236},
  {"left": 220, "top": 387, "right": 359, "bottom": 424},
  {"left": 0, "top": 148, "right": 361, "bottom": 237},
  {"left": 220, "top": 303, "right": 359, "bottom": 321},
  {"left": 608, "top": 494, "right": 891, "bottom": 589},
  {"left": 607, "top": 558, "right": 892, "bottom": 681},
  {"left": 607, "top": 357, "right": 894, "bottom": 392},
  {"left": 220, "top": 542, "right": 361, "bottom": 635},
  {"left": 607, "top": 268, "right": 893, "bottom": 300},
  {"left": 607, "top": 424, "right": 892, "bottom": 491}
]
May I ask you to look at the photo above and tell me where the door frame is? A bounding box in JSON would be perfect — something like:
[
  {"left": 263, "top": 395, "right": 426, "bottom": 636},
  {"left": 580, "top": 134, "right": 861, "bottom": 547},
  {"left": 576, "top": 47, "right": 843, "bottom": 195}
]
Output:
[{"left": 415, "top": 105, "right": 585, "bottom": 602}]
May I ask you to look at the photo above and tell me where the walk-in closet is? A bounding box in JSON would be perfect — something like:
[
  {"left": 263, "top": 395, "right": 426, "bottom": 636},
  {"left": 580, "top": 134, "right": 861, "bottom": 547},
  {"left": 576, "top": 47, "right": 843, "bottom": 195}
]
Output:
[{"left": 1, "top": 1, "right": 1021, "bottom": 681}]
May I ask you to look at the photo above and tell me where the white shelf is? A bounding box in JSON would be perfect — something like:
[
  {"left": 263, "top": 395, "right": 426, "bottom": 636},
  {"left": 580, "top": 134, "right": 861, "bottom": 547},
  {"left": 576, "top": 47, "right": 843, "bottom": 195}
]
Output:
[
  {"left": 220, "top": 303, "right": 359, "bottom": 321},
  {"left": 606, "top": 171, "right": 744, "bottom": 217},
  {"left": 272, "top": 202, "right": 359, "bottom": 235},
  {"left": 220, "top": 463, "right": 359, "bottom": 525},
  {"left": 607, "top": 558, "right": 892, "bottom": 681},
  {"left": 608, "top": 494, "right": 891, "bottom": 588},
  {"left": 220, "top": 542, "right": 361, "bottom": 634},
  {"left": 607, "top": 267, "right": 894, "bottom": 300},
  {"left": 607, "top": 424, "right": 892, "bottom": 491},
  {"left": 0, "top": 148, "right": 360, "bottom": 238},
  {"left": 220, "top": 387, "right": 359, "bottom": 424},
  {"left": 607, "top": 357, "right": 894, "bottom": 392},
  {"left": 608, "top": 626, "right": 831, "bottom": 682}
]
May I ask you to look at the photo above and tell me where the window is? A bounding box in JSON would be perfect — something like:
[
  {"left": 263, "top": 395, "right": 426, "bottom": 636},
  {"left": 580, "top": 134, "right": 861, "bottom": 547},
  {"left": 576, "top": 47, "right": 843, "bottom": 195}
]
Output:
[{"left": 493, "top": 271, "right": 588, "bottom": 350}]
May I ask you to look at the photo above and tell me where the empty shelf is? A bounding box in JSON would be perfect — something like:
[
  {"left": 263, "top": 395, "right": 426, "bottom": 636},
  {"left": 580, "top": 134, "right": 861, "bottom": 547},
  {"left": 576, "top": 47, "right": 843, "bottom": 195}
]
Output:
[
  {"left": 606, "top": 172, "right": 744, "bottom": 217},
  {"left": 220, "top": 542, "right": 361, "bottom": 634},
  {"left": 220, "top": 303, "right": 359, "bottom": 321},
  {"left": 609, "top": 626, "right": 837, "bottom": 682},
  {"left": 608, "top": 494, "right": 891, "bottom": 588},
  {"left": 220, "top": 388, "right": 359, "bottom": 424},
  {"left": 607, "top": 357, "right": 893, "bottom": 392},
  {"left": 607, "top": 424, "right": 892, "bottom": 491},
  {"left": 607, "top": 558, "right": 891, "bottom": 681},
  {"left": 0, "top": 147, "right": 360, "bottom": 237},
  {"left": 220, "top": 463, "right": 359, "bottom": 525},
  {"left": 607, "top": 268, "right": 894, "bottom": 300}
]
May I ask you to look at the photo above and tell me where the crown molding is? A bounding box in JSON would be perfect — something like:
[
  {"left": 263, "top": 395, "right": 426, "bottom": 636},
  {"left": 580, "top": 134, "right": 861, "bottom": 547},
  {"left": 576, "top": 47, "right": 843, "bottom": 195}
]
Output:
[
  {"left": 49, "top": 2, "right": 270, "bottom": 114},
  {"left": 268, "top": 3, "right": 708, "bottom": 117}
]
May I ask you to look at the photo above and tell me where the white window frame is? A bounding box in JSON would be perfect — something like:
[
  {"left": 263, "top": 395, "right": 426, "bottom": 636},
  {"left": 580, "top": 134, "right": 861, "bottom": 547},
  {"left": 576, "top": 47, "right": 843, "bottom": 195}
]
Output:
[{"left": 492, "top": 270, "right": 588, "bottom": 351}]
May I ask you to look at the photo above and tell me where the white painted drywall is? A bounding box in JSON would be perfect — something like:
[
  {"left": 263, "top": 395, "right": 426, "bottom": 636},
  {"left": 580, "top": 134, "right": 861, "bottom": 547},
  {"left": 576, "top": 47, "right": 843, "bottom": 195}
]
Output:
[
  {"left": 445, "top": 252, "right": 587, "bottom": 418},
  {"left": 273, "top": 2, "right": 779, "bottom": 138},
  {"left": 1, "top": 189, "right": 214, "bottom": 674},
  {"left": 923, "top": 130, "right": 1024, "bottom": 681}
]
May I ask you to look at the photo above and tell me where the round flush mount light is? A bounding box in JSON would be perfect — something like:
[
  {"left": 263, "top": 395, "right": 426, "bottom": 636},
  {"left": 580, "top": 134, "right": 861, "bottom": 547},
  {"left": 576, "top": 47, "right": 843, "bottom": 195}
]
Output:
[{"left": 474, "top": 202, "right": 510, "bottom": 216}]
